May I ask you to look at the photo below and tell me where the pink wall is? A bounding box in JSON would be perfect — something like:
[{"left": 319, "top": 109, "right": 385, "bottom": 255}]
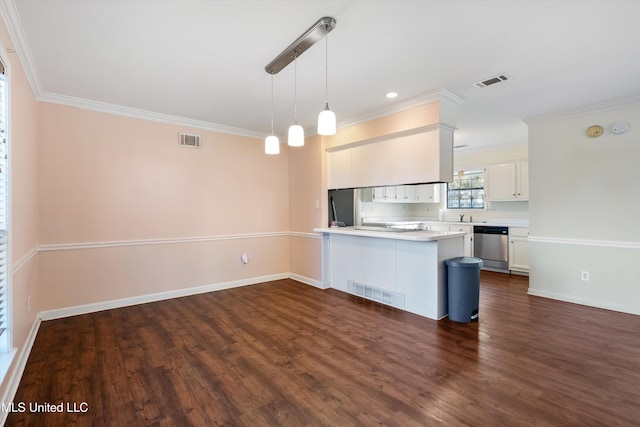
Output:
[
  {"left": 37, "top": 103, "right": 291, "bottom": 311},
  {"left": 38, "top": 104, "right": 290, "bottom": 243}
]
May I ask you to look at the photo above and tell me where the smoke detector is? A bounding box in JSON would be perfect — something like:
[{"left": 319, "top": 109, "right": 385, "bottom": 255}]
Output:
[{"left": 473, "top": 74, "right": 511, "bottom": 88}]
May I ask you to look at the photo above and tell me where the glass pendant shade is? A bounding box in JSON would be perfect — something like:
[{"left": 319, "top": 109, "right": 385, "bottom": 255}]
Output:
[
  {"left": 265, "top": 135, "right": 280, "bottom": 154},
  {"left": 317, "top": 103, "right": 336, "bottom": 135},
  {"left": 288, "top": 124, "right": 304, "bottom": 147}
]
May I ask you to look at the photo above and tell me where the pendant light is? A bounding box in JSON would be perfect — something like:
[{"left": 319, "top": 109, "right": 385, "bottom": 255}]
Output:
[
  {"left": 265, "top": 73, "right": 280, "bottom": 154},
  {"left": 288, "top": 51, "right": 304, "bottom": 147},
  {"left": 317, "top": 22, "right": 336, "bottom": 136}
]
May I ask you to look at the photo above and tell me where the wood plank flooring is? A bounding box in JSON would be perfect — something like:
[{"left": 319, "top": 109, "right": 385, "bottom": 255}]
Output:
[{"left": 6, "top": 272, "right": 640, "bottom": 426}]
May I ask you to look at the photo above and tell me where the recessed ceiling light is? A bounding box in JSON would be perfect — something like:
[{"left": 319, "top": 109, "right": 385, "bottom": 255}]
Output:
[{"left": 386, "top": 92, "right": 398, "bottom": 99}]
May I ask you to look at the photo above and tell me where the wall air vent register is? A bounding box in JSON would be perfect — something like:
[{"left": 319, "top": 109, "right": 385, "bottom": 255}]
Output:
[{"left": 179, "top": 133, "right": 201, "bottom": 148}]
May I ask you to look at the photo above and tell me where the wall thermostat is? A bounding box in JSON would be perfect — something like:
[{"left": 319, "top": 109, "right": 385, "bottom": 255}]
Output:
[
  {"left": 587, "top": 125, "right": 603, "bottom": 138},
  {"left": 611, "top": 121, "right": 630, "bottom": 135}
]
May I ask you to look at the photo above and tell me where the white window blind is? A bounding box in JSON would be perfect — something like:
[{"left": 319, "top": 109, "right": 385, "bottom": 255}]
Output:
[{"left": 0, "top": 60, "right": 7, "bottom": 337}]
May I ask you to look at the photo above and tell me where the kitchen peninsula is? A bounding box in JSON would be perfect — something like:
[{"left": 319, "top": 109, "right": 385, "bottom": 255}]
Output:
[{"left": 314, "top": 227, "right": 465, "bottom": 320}]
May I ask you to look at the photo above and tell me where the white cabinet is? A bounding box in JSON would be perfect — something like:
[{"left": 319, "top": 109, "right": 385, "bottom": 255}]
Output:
[
  {"left": 326, "top": 128, "right": 454, "bottom": 190},
  {"left": 450, "top": 224, "right": 473, "bottom": 257},
  {"left": 509, "top": 227, "right": 529, "bottom": 274},
  {"left": 373, "top": 186, "right": 396, "bottom": 201},
  {"left": 372, "top": 184, "right": 440, "bottom": 203},
  {"left": 485, "top": 161, "right": 528, "bottom": 201},
  {"left": 415, "top": 184, "right": 440, "bottom": 203},
  {"left": 420, "top": 222, "right": 473, "bottom": 257},
  {"left": 516, "top": 161, "right": 529, "bottom": 199},
  {"left": 351, "top": 139, "right": 397, "bottom": 188},
  {"left": 327, "top": 149, "right": 352, "bottom": 190}
]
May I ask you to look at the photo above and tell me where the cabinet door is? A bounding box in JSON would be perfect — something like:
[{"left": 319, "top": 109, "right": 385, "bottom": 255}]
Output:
[
  {"left": 516, "top": 161, "right": 529, "bottom": 200},
  {"left": 327, "top": 149, "right": 352, "bottom": 190},
  {"left": 485, "top": 163, "right": 517, "bottom": 201},
  {"left": 464, "top": 234, "right": 473, "bottom": 257},
  {"left": 352, "top": 140, "right": 397, "bottom": 187},
  {"left": 450, "top": 225, "right": 473, "bottom": 257},
  {"left": 395, "top": 185, "right": 415, "bottom": 202},
  {"left": 395, "top": 131, "right": 442, "bottom": 184},
  {"left": 509, "top": 238, "right": 529, "bottom": 271},
  {"left": 415, "top": 184, "right": 434, "bottom": 202}
]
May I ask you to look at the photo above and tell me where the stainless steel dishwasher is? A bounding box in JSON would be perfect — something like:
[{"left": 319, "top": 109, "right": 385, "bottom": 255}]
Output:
[{"left": 473, "top": 226, "right": 509, "bottom": 271}]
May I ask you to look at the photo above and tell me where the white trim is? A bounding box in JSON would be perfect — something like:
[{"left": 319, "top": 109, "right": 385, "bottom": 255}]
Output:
[
  {"left": 38, "top": 92, "right": 265, "bottom": 139},
  {"left": 289, "top": 231, "right": 321, "bottom": 239},
  {"left": 39, "top": 232, "right": 290, "bottom": 252},
  {"left": 528, "top": 235, "right": 640, "bottom": 250},
  {"left": 39, "top": 273, "right": 289, "bottom": 321},
  {"left": 0, "top": 0, "right": 41, "bottom": 99},
  {"left": 336, "top": 88, "right": 463, "bottom": 131},
  {"left": 11, "top": 246, "right": 38, "bottom": 274},
  {"left": 524, "top": 94, "right": 640, "bottom": 125},
  {"left": 527, "top": 288, "right": 640, "bottom": 316},
  {"left": 0, "top": 317, "right": 41, "bottom": 426},
  {"left": 289, "top": 273, "right": 329, "bottom": 290},
  {"left": 325, "top": 123, "right": 447, "bottom": 152}
]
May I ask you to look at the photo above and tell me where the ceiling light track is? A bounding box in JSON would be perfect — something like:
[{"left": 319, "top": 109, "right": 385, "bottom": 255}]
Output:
[{"left": 265, "top": 17, "right": 336, "bottom": 75}]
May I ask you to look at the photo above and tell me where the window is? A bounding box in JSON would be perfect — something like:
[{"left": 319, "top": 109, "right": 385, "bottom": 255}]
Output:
[
  {"left": 0, "top": 60, "right": 7, "bottom": 346},
  {"left": 447, "top": 169, "right": 485, "bottom": 209}
]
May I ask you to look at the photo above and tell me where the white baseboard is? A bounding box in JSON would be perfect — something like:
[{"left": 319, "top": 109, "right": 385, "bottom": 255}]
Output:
[
  {"left": 0, "top": 317, "right": 41, "bottom": 426},
  {"left": 289, "top": 273, "right": 330, "bottom": 290},
  {"left": 527, "top": 288, "right": 640, "bottom": 316},
  {"left": 39, "top": 273, "right": 289, "bottom": 321}
]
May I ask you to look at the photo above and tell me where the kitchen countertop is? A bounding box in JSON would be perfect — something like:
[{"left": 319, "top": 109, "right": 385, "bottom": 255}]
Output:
[
  {"left": 314, "top": 227, "right": 465, "bottom": 241},
  {"left": 361, "top": 218, "right": 529, "bottom": 228}
]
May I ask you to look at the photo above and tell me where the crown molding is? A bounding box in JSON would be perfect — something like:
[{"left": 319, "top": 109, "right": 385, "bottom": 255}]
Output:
[
  {"left": 39, "top": 91, "right": 266, "bottom": 139},
  {"left": 524, "top": 94, "right": 640, "bottom": 125},
  {"left": 0, "top": 0, "right": 42, "bottom": 98},
  {"left": 335, "top": 88, "right": 464, "bottom": 131}
]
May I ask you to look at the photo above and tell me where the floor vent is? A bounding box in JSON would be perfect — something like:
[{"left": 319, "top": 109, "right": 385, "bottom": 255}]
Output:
[
  {"left": 473, "top": 74, "right": 510, "bottom": 88},
  {"left": 348, "top": 280, "right": 405, "bottom": 310},
  {"left": 180, "top": 133, "right": 201, "bottom": 148}
]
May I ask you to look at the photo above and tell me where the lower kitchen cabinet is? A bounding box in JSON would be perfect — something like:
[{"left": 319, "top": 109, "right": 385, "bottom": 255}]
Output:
[
  {"left": 509, "top": 227, "right": 529, "bottom": 274},
  {"left": 423, "top": 223, "right": 473, "bottom": 257},
  {"left": 450, "top": 225, "right": 474, "bottom": 257}
]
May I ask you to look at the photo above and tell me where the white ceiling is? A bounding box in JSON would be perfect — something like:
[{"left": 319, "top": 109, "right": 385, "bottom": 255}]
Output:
[{"left": 4, "top": 0, "right": 640, "bottom": 149}]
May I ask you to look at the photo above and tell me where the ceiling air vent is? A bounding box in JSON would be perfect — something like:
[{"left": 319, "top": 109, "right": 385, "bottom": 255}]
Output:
[
  {"left": 473, "top": 74, "right": 511, "bottom": 88},
  {"left": 179, "top": 133, "right": 201, "bottom": 148}
]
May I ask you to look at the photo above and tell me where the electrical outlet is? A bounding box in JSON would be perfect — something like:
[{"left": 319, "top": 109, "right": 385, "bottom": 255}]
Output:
[
  {"left": 581, "top": 271, "right": 590, "bottom": 281},
  {"left": 240, "top": 253, "right": 249, "bottom": 266}
]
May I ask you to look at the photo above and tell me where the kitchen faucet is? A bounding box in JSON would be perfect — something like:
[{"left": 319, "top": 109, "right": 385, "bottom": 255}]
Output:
[{"left": 460, "top": 214, "right": 464, "bottom": 222}]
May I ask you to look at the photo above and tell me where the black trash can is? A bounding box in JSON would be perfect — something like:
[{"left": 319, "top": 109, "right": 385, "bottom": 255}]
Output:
[{"left": 445, "top": 257, "right": 483, "bottom": 322}]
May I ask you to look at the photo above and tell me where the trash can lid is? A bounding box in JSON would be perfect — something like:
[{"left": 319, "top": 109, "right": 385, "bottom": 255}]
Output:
[{"left": 445, "top": 256, "right": 484, "bottom": 268}]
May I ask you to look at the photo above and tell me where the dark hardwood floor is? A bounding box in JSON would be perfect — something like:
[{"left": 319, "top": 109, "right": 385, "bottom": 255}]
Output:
[{"left": 6, "top": 272, "right": 640, "bottom": 426}]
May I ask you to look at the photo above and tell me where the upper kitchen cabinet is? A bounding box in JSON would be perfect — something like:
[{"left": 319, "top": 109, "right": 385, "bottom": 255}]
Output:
[
  {"left": 351, "top": 138, "right": 398, "bottom": 187},
  {"left": 327, "top": 149, "right": 352, "bottom": 190},
  {"left": 327, "top": 126, "right": 454, "bottom": 190},
  {"left": 485, "top": 161, "right": 529, "bottom": 201}
]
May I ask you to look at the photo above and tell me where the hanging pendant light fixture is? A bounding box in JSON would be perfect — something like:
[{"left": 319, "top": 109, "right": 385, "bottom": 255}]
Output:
[
  {"left": 264, "top": 17, "right": 336, "bottom": 153},
  {"left": 317, "top": 22, "right": 336, "bottom": 136},
  {"left": 288, "top": 51, "right": 304, "bottom": 147},
  {"left": 265, "top": 73, "right": 280, "bottom": 154}
]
